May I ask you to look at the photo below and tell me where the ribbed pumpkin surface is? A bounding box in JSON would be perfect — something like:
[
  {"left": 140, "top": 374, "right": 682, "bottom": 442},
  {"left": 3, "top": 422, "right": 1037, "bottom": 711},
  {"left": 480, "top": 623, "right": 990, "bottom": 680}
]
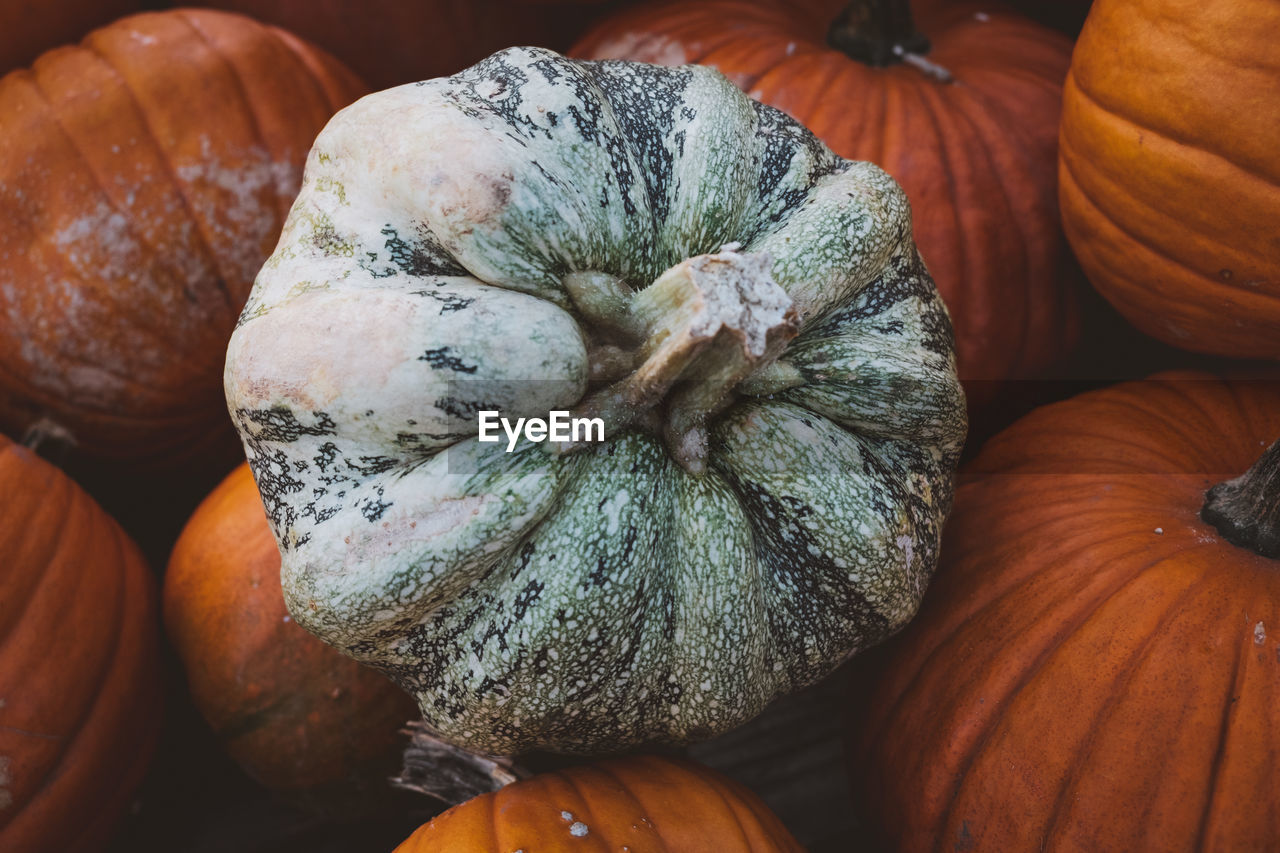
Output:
[
  {"left": 1059, "top": 0, "right": 1280, "bottom": 357},
  {"left": 0, "top": 435, "right": 162, "bottom": 852},
  {"left": 394, "top": 755, "right": 803, "bottom": 852},
  {"left": 0, "top": 9, "right": 365, "bottom": 471},
  {"left": 851, "top": 371, "right": 1280, "bottom": 851},
  {"left": 573, "top": 0, "right": 1078, "bottom": 405}
]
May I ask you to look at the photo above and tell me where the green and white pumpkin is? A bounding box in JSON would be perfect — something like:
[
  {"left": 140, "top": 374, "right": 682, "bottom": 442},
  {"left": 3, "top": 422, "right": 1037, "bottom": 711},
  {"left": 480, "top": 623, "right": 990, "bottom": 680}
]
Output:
[{"left": 224, "top": 47, "right": 965, "bottom": 755}]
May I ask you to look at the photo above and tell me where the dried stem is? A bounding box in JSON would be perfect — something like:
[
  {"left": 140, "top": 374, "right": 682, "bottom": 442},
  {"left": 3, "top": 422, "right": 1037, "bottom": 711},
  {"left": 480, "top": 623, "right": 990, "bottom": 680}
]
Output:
[
  {"left": 391, "top": 721, "right": 531, "bottom": 806},
  {"left": 1201, "top": 438, "right": 1280, "bottom": 559}
]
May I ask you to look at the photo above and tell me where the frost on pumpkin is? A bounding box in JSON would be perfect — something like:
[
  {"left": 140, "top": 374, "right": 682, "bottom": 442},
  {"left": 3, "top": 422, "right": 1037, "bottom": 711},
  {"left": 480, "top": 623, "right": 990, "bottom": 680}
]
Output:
[{"left": 224, "top": 47, "right": 965, "bottom": 754}]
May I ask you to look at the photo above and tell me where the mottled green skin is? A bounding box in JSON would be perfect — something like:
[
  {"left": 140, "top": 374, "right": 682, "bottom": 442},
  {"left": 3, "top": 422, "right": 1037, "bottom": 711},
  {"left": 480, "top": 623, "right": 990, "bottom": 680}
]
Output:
[{"left": 224, "top": 47, "right": 965, "bottom": 754}]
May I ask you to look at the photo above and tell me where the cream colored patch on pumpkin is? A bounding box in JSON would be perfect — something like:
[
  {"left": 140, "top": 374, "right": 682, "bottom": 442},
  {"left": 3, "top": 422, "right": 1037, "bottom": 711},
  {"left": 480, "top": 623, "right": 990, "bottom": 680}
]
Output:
[{"left": 231, "top": 291, "right": 420, "bottom": 412}]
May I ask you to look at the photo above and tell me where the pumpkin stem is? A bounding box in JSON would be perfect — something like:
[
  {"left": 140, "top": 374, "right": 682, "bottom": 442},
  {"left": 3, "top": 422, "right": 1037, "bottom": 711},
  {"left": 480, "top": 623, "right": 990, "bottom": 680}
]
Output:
[
  {"left": 828, "top": 0, "right": 953, "bottom": 82},
  {"left": 392, "top": 720, "right": 531, "bottom": 804},
  {"left": 1201, "top": 438, "right": 1280, "bottom": 559},
  {"left": 557, "top": 248, "right": 799, "bottom": 474}
]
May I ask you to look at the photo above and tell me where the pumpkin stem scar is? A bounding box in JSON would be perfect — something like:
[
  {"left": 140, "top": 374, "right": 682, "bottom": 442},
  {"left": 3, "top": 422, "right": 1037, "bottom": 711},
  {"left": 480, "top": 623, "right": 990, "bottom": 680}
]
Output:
[
  {"left": 828, "top": 0, "right": 954, "bottom": 83},
  {"left": 392, "top": 720, "right": 530, "bottom": 805},
  {"left": 554, "top": 249, "right": 798, "bottom": 474},
  {"left": 1201, "top": 438, "right": 1280, "bottom": 559}
]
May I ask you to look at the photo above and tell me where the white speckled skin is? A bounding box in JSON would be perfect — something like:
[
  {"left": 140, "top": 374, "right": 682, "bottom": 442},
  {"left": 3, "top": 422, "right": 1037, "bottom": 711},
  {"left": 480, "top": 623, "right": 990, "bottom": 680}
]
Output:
[{"left": 224, "top": 47, "right": 966, "bottom": 754}]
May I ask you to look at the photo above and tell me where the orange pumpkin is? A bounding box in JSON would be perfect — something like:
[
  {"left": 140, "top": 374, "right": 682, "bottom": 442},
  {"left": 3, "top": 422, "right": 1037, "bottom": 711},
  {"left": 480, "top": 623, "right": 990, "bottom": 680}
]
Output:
[
  {"left": 0, "top": 9, "right": 366, "bottom": 480},
  {"left": 394, "top": 755, "right": 802, "bottom": 852},
  {"left": 0, "top": 0, "right": 139, "bottom": 72},
  {"left": 164, "top": 462, "right": 418, "bottom": 791},
  {"left": 850, "top": 371, "right": 1280, "bottom": 850},
  {"left": 573, "top": 0, "right": 1079, "bottom": 408},
  {"left": 189, "top": 0, "right": 618, "bottom": 89},
  {"left": 1059, "top": 0, "right": 1280, "bottom": 358},
  {"left": 0, "top": 434, "right": 162, "bottom": 852}
]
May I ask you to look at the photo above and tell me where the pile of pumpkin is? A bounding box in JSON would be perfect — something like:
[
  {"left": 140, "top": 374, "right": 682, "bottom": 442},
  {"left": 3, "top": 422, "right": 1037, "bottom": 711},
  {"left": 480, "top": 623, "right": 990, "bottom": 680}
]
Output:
[{"left": 2, "top": 0, "right": 1276, "bottom": 850}]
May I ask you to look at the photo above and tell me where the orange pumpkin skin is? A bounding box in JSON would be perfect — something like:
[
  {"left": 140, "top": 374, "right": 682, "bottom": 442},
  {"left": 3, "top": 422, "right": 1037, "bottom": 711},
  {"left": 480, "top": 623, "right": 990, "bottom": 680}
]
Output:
[
  {"left": 164, "top": 462, "right": 418, "bottom": 790},
  {"left": 573, "top": 0, "right": 1078, "bottom": 407},
  {"left": 1059, "top": 0, "right": 1280, "bottom": 358},
  {"left": 0, "top": 435, "right": 162, "bottom": 852},
  {"left": 0, "top": 0, "right": 140, "bottom": 73},
  {"left": 394, "top": 755, "right": 803, "bottom": 852},
  {"left": 850, "top": 371, "right": 1280, "bottom": 851},
  {"left": 0, "top": 10, "right": 366, "bottom": 474},
  {"left": 192, "top": 0, "right": 617, "bottom": 89}
]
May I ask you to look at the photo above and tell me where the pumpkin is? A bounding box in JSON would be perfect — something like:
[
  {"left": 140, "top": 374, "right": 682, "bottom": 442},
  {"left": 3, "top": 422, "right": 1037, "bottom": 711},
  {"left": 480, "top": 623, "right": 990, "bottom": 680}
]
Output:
[
  {"left": 188, "top": 0, "right": 618, "bottom": 90},
  {"left": 850, "top": 370, "right": 1280, "bottom": 851},
  {"left": 0, "top": 434, "right": 162, "bottom": 852},
  {"left": 394, "top": 755, "right": 802, "bottom": 852},
  {"left": 1059, "top": 0, "right": 1280, "bottom": 358},
  {"left": 164, "top": 462, "right": 418, "bottom": 791},
  {"left": 573, "top": 0, "right": 1079, "bottom": 408},
  {"left": 0, "top": 0, "right": 139, "bottom": 73},
  {"left": 0, "top": 9, "right": 366, "bottom": 482},
  {"left": 224, "top": 47, "right": 965, "bottom": 755}
]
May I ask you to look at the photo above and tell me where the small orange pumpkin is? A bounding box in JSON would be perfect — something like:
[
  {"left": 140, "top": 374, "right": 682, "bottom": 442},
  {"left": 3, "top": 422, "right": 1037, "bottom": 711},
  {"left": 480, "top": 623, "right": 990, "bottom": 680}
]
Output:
[
  {"left": 1059, "top": 0, "right": 1280, "bottom": 357},
  {"left": 394, "top": 755, "right": 802, "bottom": 852},
  {"left": 0, "top": 9, "right": 366, "bottom": 481},
  {"left": 164, "top": 462, "right": 418, "bottom": 791},
  {"left": 0, "top": 434, "right": 162, "bottom": 852},
  {"left": 850, "top": 371, "right": 1280, "bottom": 850}
]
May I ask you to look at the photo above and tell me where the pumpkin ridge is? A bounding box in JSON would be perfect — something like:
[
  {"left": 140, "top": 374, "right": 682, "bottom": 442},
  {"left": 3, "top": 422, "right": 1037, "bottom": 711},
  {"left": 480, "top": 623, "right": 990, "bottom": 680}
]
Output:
[
  {"left": 14, "top": 70, "right": 224, "bottom": 358},
  {"left": 173, "top": 11, "right": 288, "bottom": 226},
  {"left": 1059, "top": 150, "right": 1280, "bottom": 309},
  {"left": 0, "top": 451, "right": 74, "bottom": 641},
  {"left": 869, "top": 521, "right": 1163, "bottom": 789},
  {"left": 1190, "top": 620, "right": 1251, "bottom": 850},
  {"left": 1155, "top": 381, "right": 1252, "bottom": 472},
  {"left": 908, "top": 78, "right": 972, "bottom": 368},
  {"left": 485, "top": 778, "right": 505, "bottom": 852},
  {"left": 77, "top": 32, "right": 236, "bottom": 311},
  {"left": 556, "top": 763, "right": 617, "bottom": 851},
  {"left": 910, "top": 528, "right": 1185, "bottom": 761},
  {"left": 1, "top": 480, "right": 115, "bottom": 671},
  {"left": 1036, "top": 568, "right": 1230, "bottom": 843},
  {"left": 691, "top": 758, "right": 784, "bottom": 852},
  {"left": 1060, "top": 138, "right": 1271, "bottom": 294},
  {"left": 944, "top": 559, "right": 1215, "bottom": 846},
  {"left": 14, "top": 518, "right": 131, "bottom": 815},
  {"left": 1068, "top": 68, "right": 1280, "bottom": 193},
  {"left": 19, "top": 64, "right": 171, "bottom": 270},
  {"left": 932, "top": 82, "right": 1038, "bottom": 378},
  {"left": 590, "top": 759, "right": 673, "bottom": 853},
  {"left": 860, "top": 63, "right": 890, "bottom": 166}
]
